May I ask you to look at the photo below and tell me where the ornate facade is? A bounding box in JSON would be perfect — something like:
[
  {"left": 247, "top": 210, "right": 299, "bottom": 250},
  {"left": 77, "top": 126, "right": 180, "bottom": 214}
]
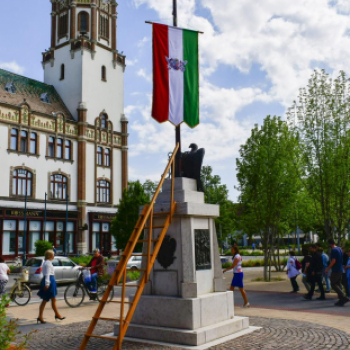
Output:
[{"left": 0, "top": 0, "right": 127, "bottom": 259}]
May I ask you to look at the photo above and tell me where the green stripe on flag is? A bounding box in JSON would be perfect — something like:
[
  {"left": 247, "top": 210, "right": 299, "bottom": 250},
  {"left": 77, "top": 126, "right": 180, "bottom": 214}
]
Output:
[{"left": 183, "top": 30, "right": 199, "bottom": 128}]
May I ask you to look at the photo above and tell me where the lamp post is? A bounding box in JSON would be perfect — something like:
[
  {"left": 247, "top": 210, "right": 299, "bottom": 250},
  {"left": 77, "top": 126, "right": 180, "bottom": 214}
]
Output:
[
  {"left": 64, "top": 194, "right": 69, "bottom": 256},
  {"left": 22, "top": 190, "right": 28, "bottom": 266},
  {"left": 43, "top": 192, "right": 47, "bottom": 241}
]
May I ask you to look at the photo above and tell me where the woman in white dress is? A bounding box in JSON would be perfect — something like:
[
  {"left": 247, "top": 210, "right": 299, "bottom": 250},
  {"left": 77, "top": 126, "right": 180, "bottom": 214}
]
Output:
[
  {"left": 37, "top": 250, "right": 65, "bottom": 324},
  {"left": 0, "top": 256, "right": 10, "bottom": 306}
]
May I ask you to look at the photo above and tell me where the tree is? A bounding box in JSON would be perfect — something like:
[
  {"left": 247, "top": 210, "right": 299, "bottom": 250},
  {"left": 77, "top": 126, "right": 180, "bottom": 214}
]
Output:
[
  {"left": 201, "top": 166, "right": 235, "bottom": 240},
  {"left": 236, "top": 116, "right": 301, "bottom": 280},
  {"left": 110, "top": 181, "right": 150, "bottom": 251},
  {"left": 142, "top": 179, "right": 159, "bottom": 197},
  {"left": 288, "top": 70, "right": 350, "bottom": 244}
]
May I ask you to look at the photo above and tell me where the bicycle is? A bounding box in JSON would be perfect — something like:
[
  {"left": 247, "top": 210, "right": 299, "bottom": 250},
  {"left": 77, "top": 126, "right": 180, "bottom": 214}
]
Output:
[
  {"left": 8, "top": 268, "right": 32, "bottom": 306},
  {"left": 64, "top": 269, "right": 114, "bottom": 308}
]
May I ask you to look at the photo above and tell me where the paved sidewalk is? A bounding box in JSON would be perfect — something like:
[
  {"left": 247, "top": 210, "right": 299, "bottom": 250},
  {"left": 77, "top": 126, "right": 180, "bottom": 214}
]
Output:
[
  {"left": 21, "top": 317, "right": 350, "bottom": 350},
  {"left": 7, "top": 267, "right": 350, "bottom": 349}
]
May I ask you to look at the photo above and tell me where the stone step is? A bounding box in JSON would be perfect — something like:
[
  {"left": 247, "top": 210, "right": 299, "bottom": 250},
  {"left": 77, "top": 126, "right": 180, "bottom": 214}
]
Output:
[
  {"left": 162, "top": 177, "right": 197, "bottom": 192},
  {"left": 114, "top": 317, "right": 250, "bottom": 346},
  {"left": 156, "top": 190, "right": 204, "bottom": 204}
]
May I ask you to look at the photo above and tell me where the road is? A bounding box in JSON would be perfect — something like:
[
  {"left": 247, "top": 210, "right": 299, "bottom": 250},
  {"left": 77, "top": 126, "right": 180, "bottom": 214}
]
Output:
[{"left": 5, "top": 274, "right": 134, "bottom": 306}]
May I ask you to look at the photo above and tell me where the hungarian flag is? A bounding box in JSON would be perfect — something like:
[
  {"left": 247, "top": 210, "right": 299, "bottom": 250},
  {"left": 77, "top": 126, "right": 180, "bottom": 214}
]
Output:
[{"left": 152, "top": 23, "right": 199, "bottom": 128}]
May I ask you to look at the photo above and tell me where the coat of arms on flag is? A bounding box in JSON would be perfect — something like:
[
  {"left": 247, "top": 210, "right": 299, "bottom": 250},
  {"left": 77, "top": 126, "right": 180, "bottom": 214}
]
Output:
[{"left": 152, "top": 23, "right": 200, "bottom": 128}]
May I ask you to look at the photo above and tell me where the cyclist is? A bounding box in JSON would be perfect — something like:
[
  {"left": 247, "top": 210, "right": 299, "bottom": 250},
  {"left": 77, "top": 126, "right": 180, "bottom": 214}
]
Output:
[{"left": 85, "top": 249, "right": 105, "bottom": 293}]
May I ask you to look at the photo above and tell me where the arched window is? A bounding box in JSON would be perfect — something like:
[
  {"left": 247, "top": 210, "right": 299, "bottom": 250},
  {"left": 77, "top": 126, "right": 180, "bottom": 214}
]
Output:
[
  {"left": 101, "top": 66, "right": 106, "bottom": 81},
  {"left": 104, "top": 148, "right": 110, "bottom": 167},
  {"left": 60, "top": 64, "right": 65, "bottom": 80},
  {"left": 99, "top": 14, "right": 109, "bottom": 38},
  {"left": 20, "top": 130, "right": 28, "bottom": 152},
  {"left": 50, "top": 174, "right": 67, "bottom": 200},
  {"left": 64, "top": 140, "right": 71, "bottom": 160},
  {"left": 29, "top": 132, "right": 37, "bottom": 155},
  {"left": 78, "top": 11, "right": 89, "bottom": 33},
  {"left": 58, "top": 12, "right": 68, "bottom": 38},
  {"left": 10, "top": 128, "right": 18, "bottom": 150},
  {"left": 13, "top": 169, "right": 32, "bottom": 196},
  {"left": 97, "top": 146, "right": 103, "bottom": 165},
  {"left": 101, "top": 114, "right": 107, "bottom": 129},
  {"left": 57, "top": 138, "right": 63, "bottom": 158},
  {"left": 97, "top": 180, "right": 110, "bottom": 203}
]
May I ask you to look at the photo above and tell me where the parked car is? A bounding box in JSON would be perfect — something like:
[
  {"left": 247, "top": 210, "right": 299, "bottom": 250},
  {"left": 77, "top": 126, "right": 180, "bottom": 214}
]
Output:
[
  {"left": 24, "top": 256, "right": 80, "bottom": 285},
  {"left": 114, "top": 254, "right": 142, "bottom": 270}
]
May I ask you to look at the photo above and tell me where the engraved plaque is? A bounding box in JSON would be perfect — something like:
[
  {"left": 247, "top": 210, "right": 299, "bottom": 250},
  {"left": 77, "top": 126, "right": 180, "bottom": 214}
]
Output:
[{"left": 195, "top": 229, "right": 211, "bottom": 270}]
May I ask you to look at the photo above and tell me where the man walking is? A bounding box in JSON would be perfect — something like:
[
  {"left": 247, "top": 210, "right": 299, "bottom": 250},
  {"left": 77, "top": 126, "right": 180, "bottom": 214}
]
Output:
[
  {"left": 303, "top": 245, "right": 325, "bottom": 300},
  {"left": 325, "top": 239, "right": 350, "bottom": 306}
]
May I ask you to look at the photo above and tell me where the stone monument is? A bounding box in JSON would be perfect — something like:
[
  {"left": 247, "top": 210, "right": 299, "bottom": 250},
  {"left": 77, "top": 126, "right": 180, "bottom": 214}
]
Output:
[{"left": 114, "top": 177, "right": 253, "bottom": 347}]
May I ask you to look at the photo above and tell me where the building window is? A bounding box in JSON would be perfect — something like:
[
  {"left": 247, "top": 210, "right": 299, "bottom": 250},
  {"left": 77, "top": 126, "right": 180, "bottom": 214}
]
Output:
[
  {"left": 78, "top": 11, "right": 89, "bottom": 33},
  {"left": 97, "top": 146, "right": 103, "bottom": 166},
  {"left": 48, "top": 136, "right": 55, "bottom": 157},
  {"left": 58, "top": 12, "right": 68, "bottom": 38},
  {"left": 57, "top": 138, "right": 63, "bottom": 158},
  {"left": 104, "top": 148, "right": 110, "bottom": 167},
  {"left": 100, "top": 14, "right": 109, "bottom": 38},
  {"left": 60, "top": 64, "right": 65, "bottom": 80},
  {"left": 13, "top": 169, "right": 32, "bottom": 196},
  {"left": 10, "top": 129, "right": 18, "bottom": 150},
  {"left": 101, "top": 114, "right": 107, "bottom": 129},
  {"left": 50, "top": 174, "right": 67, "bottom": 200},
  {"left": 101, "top": 66, "right": 106, "bottom": 81},
  {"left": 97, "top": 180, "right": 110, "bottom": 203},
  {"left": 20, "top": 131, "right": 28, "bottom": 153},
  {"left": 65, "top": 140, "right": 71, "bottom": 160},
  {"left": 29, "top": 132, "right": 37, "bottom": 155}
]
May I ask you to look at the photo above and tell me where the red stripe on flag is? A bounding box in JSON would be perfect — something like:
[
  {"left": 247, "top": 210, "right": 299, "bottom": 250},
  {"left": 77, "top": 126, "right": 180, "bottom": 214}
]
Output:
[{"left": 152, "top": 23, "right": 169, "bottom": 123}]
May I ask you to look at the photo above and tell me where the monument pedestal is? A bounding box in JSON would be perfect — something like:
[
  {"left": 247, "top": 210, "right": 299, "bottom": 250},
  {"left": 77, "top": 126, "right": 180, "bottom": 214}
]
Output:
[{"left": 114, "top": 178, "right": 253, "bottom": 347}]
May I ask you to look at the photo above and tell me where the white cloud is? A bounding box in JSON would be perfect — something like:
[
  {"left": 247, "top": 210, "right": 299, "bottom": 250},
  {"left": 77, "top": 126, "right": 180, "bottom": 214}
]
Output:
[
  {"left": 0, "top": 61, "right": 25, "bottom": 74},
  {"left": 129, "top": 0, "right": 350, "bottom": 199},
  {"left": 137, "top": 36, "right": 150, "bottom": 47},
  {"left": 126, "top": 58, "right": 138, "bottom": 66},
  {"left": 136, "top": 68, "right": 152, "bottom": 82}
]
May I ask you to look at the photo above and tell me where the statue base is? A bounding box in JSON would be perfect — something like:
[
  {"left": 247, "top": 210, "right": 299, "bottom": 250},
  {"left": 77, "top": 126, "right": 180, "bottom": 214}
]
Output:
[
  {"left": 114, "top": 293, "right": 252, "bottom": 347},
  {"left": 111, "top": 178, "right": 254, "bottom": 347}
]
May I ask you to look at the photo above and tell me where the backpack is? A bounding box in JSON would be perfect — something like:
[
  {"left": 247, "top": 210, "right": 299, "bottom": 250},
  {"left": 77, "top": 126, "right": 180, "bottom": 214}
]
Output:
[{"left": 295, "top": 259, "right": 302, "bottom": 270}]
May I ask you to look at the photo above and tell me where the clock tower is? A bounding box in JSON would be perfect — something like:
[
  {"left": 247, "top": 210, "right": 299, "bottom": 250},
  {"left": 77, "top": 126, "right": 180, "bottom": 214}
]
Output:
[{"left": 42, "top": 0, "right": 128, "bottom": 254}]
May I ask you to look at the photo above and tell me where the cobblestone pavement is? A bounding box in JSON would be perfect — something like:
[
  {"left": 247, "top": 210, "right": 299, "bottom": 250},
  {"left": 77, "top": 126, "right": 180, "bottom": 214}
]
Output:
[{"left": 23, "top": 317, "right": 350, "bottom": 350}]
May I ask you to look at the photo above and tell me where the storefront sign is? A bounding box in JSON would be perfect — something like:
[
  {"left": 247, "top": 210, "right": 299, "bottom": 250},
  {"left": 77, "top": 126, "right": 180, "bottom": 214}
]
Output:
[
  {"left": 3, "top": 209, "right": 78, "bottom": 219},
  {"left": 92, "top": 213, "right": 115, "bottom": 221}
]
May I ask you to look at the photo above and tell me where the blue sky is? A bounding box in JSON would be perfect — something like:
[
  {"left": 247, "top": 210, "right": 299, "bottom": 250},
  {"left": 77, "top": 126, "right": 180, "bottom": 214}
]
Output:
[{"left": 1, "top": 0, "right": 350, "bottom": 200}]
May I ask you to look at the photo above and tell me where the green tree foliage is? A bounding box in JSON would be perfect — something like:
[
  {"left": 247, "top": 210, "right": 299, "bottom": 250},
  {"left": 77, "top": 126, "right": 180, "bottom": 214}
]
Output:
[
  {"left": 236, "top": 116, "right": 301, "bottom": 280},
  {"left": 201, "top": 166, "right": 235, "bottom": 240},
  {"left": 110, "top": 181, "right": 150, "bottom": 251},
  {"left": 35, "top": 240, "right": 54, "bottom": 257},
  {"left": 142, "top": 179, "right": 159, "bottom": 197},
  {"left": 288, "top": 70, "right": 350, "bottom": 244}
]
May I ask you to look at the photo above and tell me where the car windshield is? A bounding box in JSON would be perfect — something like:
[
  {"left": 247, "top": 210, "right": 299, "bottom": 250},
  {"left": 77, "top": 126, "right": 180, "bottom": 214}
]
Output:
[{"left": 25, "top": 259, "right": 42, "bottom": 267}]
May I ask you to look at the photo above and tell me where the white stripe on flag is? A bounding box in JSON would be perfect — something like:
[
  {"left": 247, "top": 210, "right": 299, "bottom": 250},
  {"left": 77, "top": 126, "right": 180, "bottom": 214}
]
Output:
[{"left": 168, "top": 27, "right": 184, "bottom": 125}]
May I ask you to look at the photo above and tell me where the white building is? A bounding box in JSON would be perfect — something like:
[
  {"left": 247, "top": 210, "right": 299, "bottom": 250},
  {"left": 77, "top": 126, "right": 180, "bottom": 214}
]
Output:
[{"left": 0, "top": 0, "right": 128, "bottom": 259}]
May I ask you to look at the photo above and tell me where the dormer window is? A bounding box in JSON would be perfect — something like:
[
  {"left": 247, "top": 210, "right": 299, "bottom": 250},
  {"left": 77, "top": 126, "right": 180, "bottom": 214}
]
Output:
[
  {"left": 5, "top": 82, "right": 16, "bottom": 94},
  {"left": 101, "top": 115, "right": 107, "bottom": 129},
  {"left": 40, "top": 93, "right": 51, "bottom": 104},
  {"left": 78, "top": 11, "right": 90, "bottom": 34}
]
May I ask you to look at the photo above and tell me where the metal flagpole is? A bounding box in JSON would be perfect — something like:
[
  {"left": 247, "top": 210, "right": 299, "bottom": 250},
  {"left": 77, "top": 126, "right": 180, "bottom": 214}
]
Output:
[
  {"left": 22, "top": 190, "right": 28, "bottom": 266},
  {"left": 65, "top": 194, "right": 69, "bottom": 256},
  {"left": 173, "top": 0, "right": 182, "bottom": 177}
]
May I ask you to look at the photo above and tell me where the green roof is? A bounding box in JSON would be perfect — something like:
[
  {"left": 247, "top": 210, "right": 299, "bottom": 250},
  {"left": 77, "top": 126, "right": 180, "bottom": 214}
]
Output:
[{"left": 0, "top": 69, "right": 73, "bottom": 119}]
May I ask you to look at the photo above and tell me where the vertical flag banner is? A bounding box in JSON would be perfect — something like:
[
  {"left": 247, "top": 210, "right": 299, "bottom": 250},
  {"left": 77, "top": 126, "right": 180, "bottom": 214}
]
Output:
[{"left": 152, "top": 23, "right": 199, "bottom": 128}]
